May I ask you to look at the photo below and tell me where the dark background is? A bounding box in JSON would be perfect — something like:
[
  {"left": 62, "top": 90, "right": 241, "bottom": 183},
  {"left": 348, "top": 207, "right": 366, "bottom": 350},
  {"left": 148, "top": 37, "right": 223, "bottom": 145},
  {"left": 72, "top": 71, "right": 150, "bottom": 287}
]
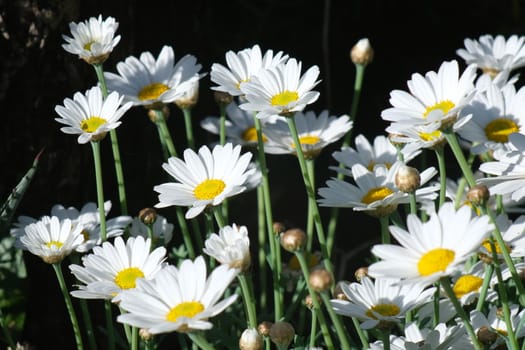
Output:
[{"left": 2, "top": 0, "right": 525, "bottom": 348}]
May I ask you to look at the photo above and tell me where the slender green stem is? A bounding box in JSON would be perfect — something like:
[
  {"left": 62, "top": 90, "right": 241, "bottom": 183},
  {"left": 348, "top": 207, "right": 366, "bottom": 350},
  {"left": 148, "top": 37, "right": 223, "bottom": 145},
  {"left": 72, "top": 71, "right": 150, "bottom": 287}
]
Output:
[
  {"left": 219, "top": 104, "right": 227, "bottom": 146},
  {"left": 381, "top": 329, "right": 391, "bottom": 350},
  {"left": 351, "top": 316, "right": 368, "bottom": 349},
  {"left": 379, "top": 215, "right": 390, "bottom": 245},
  {"left": 79, "top": 294, "right": 97, "bottom": 350},
  {"left": 319, "top": 292, "right": 352, "bottom": 350},
  {"left": 131, "top": 327, "right": 138, "bottom": 350},
  {"left": 237, "top": 273, "right": 258, "bottom": 328},
  {"left": 342, "top": 64, "right": 366, "bottom": 148},
  {"left": 443, "top": 131, "right": 476, "bottom": 187},
  {"left": 118, "top": 306, "right": 132, "bottom": 344},
  {"left": 440, "top": 276, "right": 482, "bottom": 350},
  {"left": 476, "top": 263, "right": 494, "bottom": 311},
  {"left": 308, "top": 308, "right": 318, "bottom": 349},
  {"left": 176, "top": 208, "right": 196, "bottom": 259},
  {"left": 433, "top": 281, "right": 440, "bottom": 328},
  {"left": 434, "top": 146, "right": 447, "bottom": 208},
  {"left": 146, "top": 223, "right": 154, "bottom": 243},
  {"left": 408, "top": 192, "right": 417, "bottom": 216},
  {"left": 286, "top": 117, "right": 333, "bottom": 276},
  {"left": 257, "top": 185, "right": 267, "bottom": 310},
  {"left": 213, "top": 207, "right": 226, "bottom": 228},
  {"left": 182, "top": 108, "right": 196, "bottom": 150},
  {"left": 90, "top": 141, "right": 107, "bottom": 242},
  {"left": 253, "top": 116, "right": 283, "bottom": 321},
  {"left": 104, "top": 301, "right": 116, "bottom": 350},
  {"left": 93, "top": 63, "right": 108, "bottom": 96},
  {"left": 155, "top": 110, "right": 178, "bottom": 158},
  {"left": 295, "top": 251, "right": 334, "bottom": 349},
  {"left": 306, "top": 159, "right": 316, "bottom": 251},
  {"left": 187, "top": 332, "right": 215, "bottom": 350},
  {"left": 52, "top": 263, "right": 84, "bottom": 350}
]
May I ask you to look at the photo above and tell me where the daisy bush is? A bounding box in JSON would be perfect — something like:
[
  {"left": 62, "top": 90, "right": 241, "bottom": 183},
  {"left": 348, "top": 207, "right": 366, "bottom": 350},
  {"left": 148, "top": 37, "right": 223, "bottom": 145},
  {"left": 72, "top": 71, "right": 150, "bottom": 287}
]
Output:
[{"left": 6, "top": 11, "right": 525, "bottom": 350}]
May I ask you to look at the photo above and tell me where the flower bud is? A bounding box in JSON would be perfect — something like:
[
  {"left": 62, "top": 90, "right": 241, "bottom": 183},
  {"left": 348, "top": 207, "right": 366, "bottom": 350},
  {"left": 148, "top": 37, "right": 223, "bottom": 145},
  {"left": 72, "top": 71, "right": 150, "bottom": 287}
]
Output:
[
  {"left": 466, "top": 184, "right": 490, "bottom": 207},
  {"left": 334, "top": 280, "right": 350, "bottom": 300},
  {"left": 147, "top": 105, "right": 170, "bottom": 122},
  {"left": 214, "top": 90, "right": 234, "bottom": 106},
  {"left": 273, "top": 221, "right": 287, "bottom": 235},
  {"left": 350, "top": 38, "right": 374, "bottom": 66},
  {"left": 309, "top": 268, "right": 333, "bottom": 292},
  {"left": 477, "top": 326, "right": 498, "bottom": 346},
  {"left": 239, "top": 328, "right": 263, "bottom": 350},
  {"left": 269, "top": 321, "right": 295, "bottom": 348},
  {"left": 280, "top": 228, "right": 306, "bottom": 252},
  {"left": 139, "top": 207, "right": 157, "bottom": 226},
  {"left": 395, "top": 164, "right": 420, "bottom": 193},
  {"left": 139, "top": 328, "right": 154, "bottom": 341},
  {"left": 257, "top": 321, "right": 273, "bottom": 337},
  {"left": 354, "top": 267, "right": 369, "bottom": 282}
]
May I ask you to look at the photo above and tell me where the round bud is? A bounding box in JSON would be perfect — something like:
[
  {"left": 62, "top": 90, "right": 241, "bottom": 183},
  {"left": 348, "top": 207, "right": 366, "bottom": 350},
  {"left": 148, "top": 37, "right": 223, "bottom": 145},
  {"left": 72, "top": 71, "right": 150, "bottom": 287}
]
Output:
[
  {"left": 139, "top": 328, "right": 154, "bottom": 341},
  {"left": 239, "top": 328, "right": 263, "bottom": 350},
  {"left": 273, "top": 222, "right": 287, "bottom": 235},
  {"left": 334, "top": 280, "right": 350, "bottom": 300},
  {"left": 466, "top": 184, "right": 490, "bottom": 207},
  {"left": 354, "top": 267, "right": 369, "bottom": 282},
  {"left": 147, "top": 105, "right": 170, "bottom": 122},
  {"left": 280, "top": 228, "right": 306, "bottom": 252},
  {"left": 257, "top": 321, "right": 273, "bottom": 337},
  {"left": 395, "top": 164, "right": 421, "bottom": 193},
  {"left": 139, "top": 207, "right": 157, "bottom": 226},
  {"left": 477, "top": 326, "right": 498, "bottom": 346},
  {"left": 269, "top": 321, "right": 295, "bottom": 348},
  {"left": 350, "top": 38, "right": 374, "bottom": 66},
  {"left": 309, "top": 268, "right": 333, "bottom": 292},
  {"left": 213, "top": 91, "right": 234, "bottom": 106}
]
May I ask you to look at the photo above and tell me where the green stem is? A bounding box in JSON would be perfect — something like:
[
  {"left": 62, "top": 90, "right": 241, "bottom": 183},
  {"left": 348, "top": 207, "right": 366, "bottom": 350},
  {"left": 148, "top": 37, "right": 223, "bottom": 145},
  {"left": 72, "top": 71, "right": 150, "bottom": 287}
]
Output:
[
  {"left": 381, "top": 329, "right": 391, "bottom": 350},
  {"left": 257, "top": 185, "right": 267, "bottom": 310},
  {"left": 319, "top": 292, "right": 352, "bottom": 350},
  {"left": 131, "top": 326, "right": 138, "bottom": 350},
  {"left": 306, "top": 159, "right": 316, "bottom": 251},
  {"left": 295, "top": 251, "right": 334, "bottom": 349},
  {"left": 90, "top": 141, "right": 107, "bottom": 242},
  {"left": 187, "top": 332, "right": 215, "bottom": 350},
  {"left": 104, "top": 301, "right": 116, "bottom": 350},
  {"left": 379, "top": 215, "right": 390, "bottom": 245},
  {"left": 213, "top": 207, "right": 226, "bottom": 228},
  {"left": 237, "top": 273, "right": 258, "bottom": 328},
  {"left": 476, "top": 263, "right": 494, "bottom": 311},
  {"left": 176, "top": 208, "right": 196, "bottom": 259},
  {"left": 433, "top": 281, "right": 440, "bottom": 328},
  {"left": 286, "top": 117, "right": 333, "bottom": 276},
  {"left": 52, "top": 263, "right": 84, "bottom": 350},
  {"left": 308, "top": 308, "right": 318, "bottom": 349},
  {"left": 342, "top": 64, "right": 366, "bottom": 148},
  {"left": 408, "top": 192, "right": 417, "bottom": 216},
  {"left": 351, "top": 316, "right": 368, "bottom": 349},
  {"left": 443, "top": 131, "right": 476, "bottom": 187},
  {"left": 118, "top": 306, "right": 132, "bottom": 345},
  {"left": 79, "top": 294, "right": 97, "bottom": 350},
  {"left": 155, "top": 109, "right": 178, "bottom": 158},
  {"left": 219, "top": 104, "right": 227, "bottom": 146},
  {"left": 440, "top": 276, "right": 482, "bottom": 350},
  {"left": 253, "top": 116, "right": 283, "bottom": 321},
  {"left": 182, "top": 108, "right": 196, "bottom": 150},
  {"left": 434, "top": 146, "right": 447, "bottom": 208}
]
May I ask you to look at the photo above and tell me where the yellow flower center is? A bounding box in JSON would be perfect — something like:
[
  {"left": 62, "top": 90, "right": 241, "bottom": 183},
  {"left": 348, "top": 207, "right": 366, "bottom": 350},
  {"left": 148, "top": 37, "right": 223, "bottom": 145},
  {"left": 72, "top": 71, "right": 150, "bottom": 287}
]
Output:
[
  {"left": 291, "top": 135, "right": 321, "bottom": 149},
  {"left": 361, "top": 187, "right": 394, "bottom": 205},
  {"left": 46, "top": 241, "right": 63, "bottom": 249},
  {"left": 242, "top": 127, "right": 267, "bottom": 142},
  {"left": 81, "top": 116, "right": 107, "bottom": 133},
  {"left": 453, "top": 275, "right": 483, "bottom": 297},
  {"left": 138, "top": 83, "right": 169, "bottom": 101},
  {"left": 194, "top": 179, "right": 226, "bottom": 200},
  {"left": 114, "top": 267, "right": 145, "bottom": 289},
  {"left": 166, "top": 301, "right": 205, "bottom": 322},
  {"left": 365, "top": 303, "right": 400, "bottom": 319},
  {"left": 271, "top": 90, "right": 299, "bottom": 106},
  {"left": 81, "top": 229, "right": 90, "bottom": 242},
  {"left": 419, "top": 130, "right": 442, "bottom": 142},
  {"left": 83, "top": 41, "right": 95, "bottom": 51},
  {"left": 423, "top": 100, "right": 455, "bottom": 118},
  {"left": 484, "top": 118, "right": 519, "bottom": 143},
  {"left": 482, "top": 239, "right": 511, "bottom": 254},
  {"left": 417, "top": 248, "right": 455, "bottom": 276}
]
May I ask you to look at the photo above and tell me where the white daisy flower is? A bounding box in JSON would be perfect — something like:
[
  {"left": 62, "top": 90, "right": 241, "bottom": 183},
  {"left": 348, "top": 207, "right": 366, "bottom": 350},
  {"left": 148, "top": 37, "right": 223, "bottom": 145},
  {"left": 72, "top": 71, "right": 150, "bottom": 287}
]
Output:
[
  {"left": 210, "top": 44, "right": 288, "bottom": 96},
  {"left": 458, "top": 83, "right": 525, "bottom": 154},
  {"left": 62, "top": 15, "right": 120, "bottom": 64},
  {"left": 386, "top": 120, "right": 450, "bottom": 154},
  {"left": 471, "top": 305, "right": 525, "bottom": 349},
  {"left": 239, "top": 58, "right": 321, "bottom": 119},
  {"left": 262, "top": 110, "right": 353, "bottom": 159},
  {"left": 479, "top": 212, "right": 525, "bottom": 259},
  {"left": 368, "top": 202, "right": 494, "bottom": 287},
  {"left": 448, "top": 261, "right": 497, "bottom": 306},
  {"left": 457, "top": 34, "right": 525, "bottom": 76},
  {"left": 203, "top": 223, "right": 251, "bottom": 271},
  {"left": 117, "top": 256, "right": 238, "bottom": 334},
  {"left": 331, "top": 276, "right": 435, "bottom": 330},
  {"left": 330, "top": 134, "right": 420, "bottom": 177},
  {"left": 154, "top": 143, "right": 255, "bottom": 219},
  {"left": 55, "top": 86, "right": 132, "bottom": 144},
  {"left": 19, "top": 216, "right": 84, "bottom": 264},
  {"left": 104, "top": 45, "right": 204, "bottom": 108},
  {"left": 478, "top": 133, "right": 525, "bottom": 201},
  {"left": 128, "top": 214, "right": 174, "bottom": 245},
  {"left": 317, "top": 161, "right": 439, "bottom": 218},
  {"left": 381, "top": 60, "right": 477, "bottom": 128},
  {"left": 69, "top": 236, "right": 166, "bottom": 302},
  {"left": 200, "top": 101, "right": 283, "bottom": 147}
]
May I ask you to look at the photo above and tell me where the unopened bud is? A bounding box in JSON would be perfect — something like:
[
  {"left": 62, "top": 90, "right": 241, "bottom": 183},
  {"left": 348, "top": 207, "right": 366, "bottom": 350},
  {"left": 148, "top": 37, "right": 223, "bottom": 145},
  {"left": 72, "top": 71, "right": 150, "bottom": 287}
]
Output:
[
  {"left": 334, "top": 280, "right": 350, "bottom": 300},
  {"left": 466, "top": 184, "right": 490, "bottom": 207},
  {"left": 269, "top": 321, "right": 295, "bottom": 348},
  {"left": 273, "top": 222, "right": 287, "bottom": 235},
  {"left": 139, "top": 328, "right": 154, "bottom": 341},
  {"left": 395, "top": 164, "right": 421, "bottom": 193},
  {"left": 257, "top": 321, "right": 273, "bottom": 337},
  {"left": 354, "top": 267, "right": 369, "bottom": 282},
  {"left": 147, "top": 105, "right": 170, "bottom": 122},
  {"left": 309, "top": 268, "right": 333, "bottom": 292},
  {"left": 213, "top": 90, "right": 234, "bottom": 106},
  {"left": 139, "top": 207, "right": 157, "bottom": 226},
  {"left": 477, "top": 326, "right": 498, "bottom": 346},
  {"left": 239, "top": 328, "right": 263, "bottom": 350},
  {"left": 280, "top": 228, "right": 306, "bottom": 252},
  {"left": 350, "top": 38, "right": 374, "bottom": 66}
]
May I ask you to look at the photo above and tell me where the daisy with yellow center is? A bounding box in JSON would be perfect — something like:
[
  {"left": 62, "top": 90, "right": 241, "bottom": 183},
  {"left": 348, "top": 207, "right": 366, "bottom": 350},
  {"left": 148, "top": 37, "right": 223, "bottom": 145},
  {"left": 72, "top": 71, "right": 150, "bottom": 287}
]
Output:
[
  {"left": 262, "top": 110, "right": 353, "bottom": 159},
  {"left": 154, "top": 143, "right": 255, "bottom": 219},
  {"left": 69, "top": 236, "right": 166, "bottom": 302},
  {"left": 318, "top": 161, "right": 438, "bottom": 218},
  {"left": 368, "top": 202, "right": 494, "bottom": 287},
  {"left": 117, "top": 256, "right": 238, "bottom": 334},
  {"left": 18, "top": 216, "right": 84, "bottom": 264},
  {"left": 386, "top": 120, "right": 452, "bottom": 155},
  {"left": 239, "top": 58, "right": 321, "bottom": 120},
  {"left": 104, "top": 45, "right": 204, "bottom": 107},
  {"left": 55, "top": 86, "right": 132, "bottom": 144},
  {"left": 381, "top": 60, "right": 477, "bottom": 129},
  {"left": 331, "top": 276, "right": 435, "bottom": 330},
  {"left": 61, "top": 15, "right": 120, "bottom": 64},
  {"left": 479, "top": 213, "right": 525, "bottom": 259}
]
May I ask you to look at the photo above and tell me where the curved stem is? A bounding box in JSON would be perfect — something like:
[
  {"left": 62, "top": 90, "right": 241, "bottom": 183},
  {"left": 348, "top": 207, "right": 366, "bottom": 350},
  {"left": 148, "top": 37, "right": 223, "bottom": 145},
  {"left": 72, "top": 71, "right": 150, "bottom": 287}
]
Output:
[
  {"left": 90, "top": 141, "right": 107, "bottom": 242},
  {"left": 443, "top": 131, "right": 476, "bottom": 187},
  {"left": 237, "top": 273, "right": 258, "bottom": 328}
]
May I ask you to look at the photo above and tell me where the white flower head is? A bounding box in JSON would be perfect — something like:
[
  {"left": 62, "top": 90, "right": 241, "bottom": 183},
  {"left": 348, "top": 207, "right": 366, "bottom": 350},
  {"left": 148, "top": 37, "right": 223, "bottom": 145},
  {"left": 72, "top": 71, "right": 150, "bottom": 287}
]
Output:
[
  {"left": 117, "top": 256, "right": 239, "bottom": 334},
  {"left": 69, "top": 236, "right": 167, "bottom": 302},
  {"left": 457, "top": 34, "right": 525, "bottom": 76},
  {"left": 210, "top": 44, "right": 289, "bottom": 96},
  {"left": 471, "top": 305, "right": 525, "bottom": 348},
  {"left": 239, "top": 58, "right": 321, "bottom": 119},
  {"left": 203, "top": 223, "right": 251, "bottom": 271},
  {"left": 104, "top": 45, "right": 204, "bottom": 108},
  {"left": 480, "top": 213, "right": 525, "bottom": 259},
  {"left": 55, "top": 86, "right": 132, "bottom": 144},
  {"left": 19, "top": 216, "right": 84, "bottom": 264},
  {"left": 62, "top": 15, "right": 120, "bottom": 64},
  {"left": 128, "top": 214, "right": 174, "bottom": 245},
  {"left": 381, "top": 60, "right": 477, "bottom": 129},
  {"left": 368, "top": 202, "right": 494, "bottom": 287},
  {"left": 262, "top": 110, "right": 353, "bottom": 159},
  {"left": 154, "top": 143, "right": 255, "bottom": 219},
  {"left": 331, "top": 276, "right": 435, "bottom": 329}
]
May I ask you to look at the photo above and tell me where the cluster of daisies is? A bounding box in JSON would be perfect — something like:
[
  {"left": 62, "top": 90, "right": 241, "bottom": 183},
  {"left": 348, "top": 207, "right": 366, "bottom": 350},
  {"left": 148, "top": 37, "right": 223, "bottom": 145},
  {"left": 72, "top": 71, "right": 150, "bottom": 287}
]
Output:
[{"left": 9, "top": 12, "right": 525, "bottom": 350}]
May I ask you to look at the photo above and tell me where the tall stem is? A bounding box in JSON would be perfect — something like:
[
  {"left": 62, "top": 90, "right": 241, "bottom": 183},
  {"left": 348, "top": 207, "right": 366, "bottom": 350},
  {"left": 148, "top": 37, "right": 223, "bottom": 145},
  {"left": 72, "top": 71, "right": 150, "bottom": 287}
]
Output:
[
  {"left": 154, "top": 109, "right": 178, "bottom": 158},
  {"left": 90, "top": 141, "right": 107, "bottom": 242},
  {"left": 182, "top": 108, "right": 196, "bottom": 150},
  {"left": 237, "top": 273, "right": 258, "bottom": 328},
  {"left": 434, "top": 146, "right": 447, "bottom": 209}
]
